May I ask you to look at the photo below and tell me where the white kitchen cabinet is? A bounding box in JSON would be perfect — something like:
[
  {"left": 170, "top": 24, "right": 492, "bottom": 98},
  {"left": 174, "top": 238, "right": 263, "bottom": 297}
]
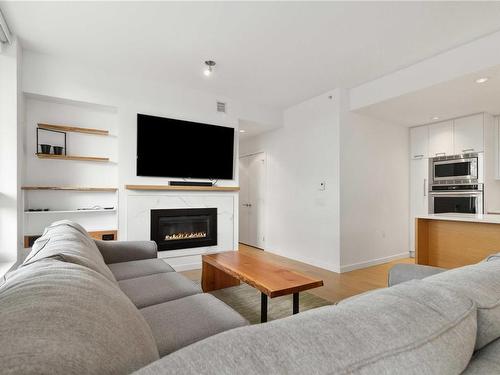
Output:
[
  {"left": 429, "top": 120, "right": 454, "bottom": 157},
  {"left": 453, "top": 114, "right": 484, "bottom": 154},
  {"left": 410, "top": 126, "right": 429, "bottom": 159},
  {"left": 409, "top": 158, "right": 429, "bottom": 255}
]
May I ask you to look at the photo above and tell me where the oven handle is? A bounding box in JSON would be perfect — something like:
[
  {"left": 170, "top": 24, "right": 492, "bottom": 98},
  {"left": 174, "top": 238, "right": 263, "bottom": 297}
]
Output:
[
  {"left": 429, "top": 191, "right": 482, "bottom": 196},
  {"left": 432, "top": 157, "right": 477, "bottom": 165}
]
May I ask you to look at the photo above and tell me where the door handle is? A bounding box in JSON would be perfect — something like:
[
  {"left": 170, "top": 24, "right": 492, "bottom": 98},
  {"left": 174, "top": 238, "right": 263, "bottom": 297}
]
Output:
[
  {"left": 413, "top": 154, "right": 424, "bottom": 159},
  {"left": 435, "top": 152, "right": 446, "bottom": 156},
  {"left": 424, "top": 179, "right": 427, "bottom": 197},
  {"left": 462, "top": 148, "right": 474, "bottom": 153}
]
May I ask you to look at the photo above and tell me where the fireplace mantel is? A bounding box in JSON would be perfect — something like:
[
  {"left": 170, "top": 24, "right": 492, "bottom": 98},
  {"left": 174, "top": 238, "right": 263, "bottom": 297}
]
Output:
[{"left": 125, "top": 185, "right": 239, "bottom": 192}]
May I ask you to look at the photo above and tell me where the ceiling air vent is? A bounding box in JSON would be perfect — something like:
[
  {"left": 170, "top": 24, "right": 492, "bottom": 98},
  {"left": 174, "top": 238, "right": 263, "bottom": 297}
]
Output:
[{"left": 216, "top": 101, "right": 227, "bottom": 114}]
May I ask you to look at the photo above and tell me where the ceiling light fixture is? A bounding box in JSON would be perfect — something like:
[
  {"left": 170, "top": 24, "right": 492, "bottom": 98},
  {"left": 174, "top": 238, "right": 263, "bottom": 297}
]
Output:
[
  {"left": 432, "top": 116, "right": 440, "bottom": 120},
  {"left": 204, "top": 60, "right": 216, "bottom": 76},
  {"left": 475, "top": 77, "right": 489, "bottom": 84},
  {"left": 239, "top": 130, "right": 246, "bottom": 133}
]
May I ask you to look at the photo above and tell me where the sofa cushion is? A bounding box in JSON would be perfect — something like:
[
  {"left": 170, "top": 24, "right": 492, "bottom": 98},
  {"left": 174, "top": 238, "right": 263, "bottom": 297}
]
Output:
[
  {"left": 462, "top": 338, "right": 500, "bottom": 374},
  {"left": 135, "top": 280, "right": 476, "bottom": 375},
  {"left": 118, "top": 272, "right": 201, "bottom": 308},
  {"left": 424, "top": 255, "right": 500, "bottom": 350},
  {"left": 109, "top": 258, "right": 175, "bottom": 281},
  {"left": 140, "top": 293, "right": 248, "bottom": 357},
  {"left": 22, "top": 220, "right": 117, "bottom": 284},
  {"left": 0, "top": 258, "right": 159, "bottom": 374}
]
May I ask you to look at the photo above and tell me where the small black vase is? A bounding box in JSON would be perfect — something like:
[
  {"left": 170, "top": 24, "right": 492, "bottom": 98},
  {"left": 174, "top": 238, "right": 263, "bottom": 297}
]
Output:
[
  {"left": 40, "top": 144, "right": 51, "bottom": 154},
  {"left": 53, "top": 146, "right": 64, "bottom": 155}
]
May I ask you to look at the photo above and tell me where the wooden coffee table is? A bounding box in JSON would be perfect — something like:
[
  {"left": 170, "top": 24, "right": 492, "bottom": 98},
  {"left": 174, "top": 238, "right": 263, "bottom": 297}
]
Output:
[{"left": 202, "top": 251, "right": 324, "bottom": 322}]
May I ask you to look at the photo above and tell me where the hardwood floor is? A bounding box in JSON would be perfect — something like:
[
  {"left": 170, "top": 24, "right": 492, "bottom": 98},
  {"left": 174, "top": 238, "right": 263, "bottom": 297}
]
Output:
[{"left": 182, "top": 244, "right": 414, "bottom": 303}]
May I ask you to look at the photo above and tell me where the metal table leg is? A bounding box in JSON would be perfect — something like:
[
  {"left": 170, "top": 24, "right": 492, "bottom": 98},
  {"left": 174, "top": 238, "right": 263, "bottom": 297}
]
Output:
[
  {"left": 293, "top": 292, "right": 299, "bottom": 315},
  {"left": 261, "top": 293, "right": 268, "bottom": 323}
]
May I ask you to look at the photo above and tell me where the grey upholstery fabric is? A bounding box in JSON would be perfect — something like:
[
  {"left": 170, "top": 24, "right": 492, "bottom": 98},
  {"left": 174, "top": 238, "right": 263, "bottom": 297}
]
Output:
[
  {"left": 0, "top": 258, "right": 159, "bottom": 374},
  {"left": 118, "top": 272, "right": 201, "bottom": 308},
  {"left": 95, "top": 240, "right": 158, "bottom": 264},
  {"left": 22, "top": 220, "right": 117, "bottom": 284},
  {"left": 424, "top": 256, "right": 500, "bottom": 350},
  {"left": 388, "top": 263, "right": 445, "bottom": 286},
  {"left": 140, "top": 293, "right": 249, "bottom": 357},
  {"left": 109, "top": 258, "right": 175, "bottom": 281},
  {"left": 461, "top": 338, "right": 500, "bottom": 374},
  {"left": 136, "top": 281, "right": 476, "bottom": 374}
]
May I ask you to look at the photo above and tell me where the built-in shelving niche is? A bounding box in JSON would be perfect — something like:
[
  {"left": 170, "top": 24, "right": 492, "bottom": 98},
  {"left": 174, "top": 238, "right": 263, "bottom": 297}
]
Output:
[{"left": 23, "top": 93, "right": 119, "bottom": 240}]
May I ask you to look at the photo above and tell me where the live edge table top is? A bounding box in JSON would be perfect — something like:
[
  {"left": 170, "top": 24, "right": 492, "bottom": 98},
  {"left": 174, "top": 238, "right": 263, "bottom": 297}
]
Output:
[{"left": 201, "top": 251, "right": 324, "bottom": 298}]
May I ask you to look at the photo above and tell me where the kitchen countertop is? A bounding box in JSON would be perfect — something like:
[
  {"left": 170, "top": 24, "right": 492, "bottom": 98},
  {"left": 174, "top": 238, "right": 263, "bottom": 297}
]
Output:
[{"left": 417, "top": 213, "right": 500, "bottom": 224}]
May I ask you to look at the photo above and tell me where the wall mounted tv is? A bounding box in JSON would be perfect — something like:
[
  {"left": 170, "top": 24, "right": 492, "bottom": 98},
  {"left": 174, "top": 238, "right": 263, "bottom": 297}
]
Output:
[{"left": 136, "top": 114, "right": 235, "bottom": 179}]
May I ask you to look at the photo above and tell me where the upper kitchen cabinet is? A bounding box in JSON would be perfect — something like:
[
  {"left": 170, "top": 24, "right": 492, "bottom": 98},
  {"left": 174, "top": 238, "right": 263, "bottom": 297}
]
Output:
[
  {"left": 453, "top": 114, "right": 484, "bottom": 154},
  {"left": 410, "top": 126, "right": 429, "bottom": 159},
  {"left": 429, "top": 120, "right": 454, "bottom": 157}
]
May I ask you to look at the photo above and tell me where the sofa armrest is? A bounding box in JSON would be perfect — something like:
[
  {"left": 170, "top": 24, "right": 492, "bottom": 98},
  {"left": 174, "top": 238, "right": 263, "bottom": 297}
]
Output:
[
  {"left": 94, "top": 240, "right": 157, "bottom": 264},
  {"left": 388, "top": 263, "right": 445, "bottom": 287}
]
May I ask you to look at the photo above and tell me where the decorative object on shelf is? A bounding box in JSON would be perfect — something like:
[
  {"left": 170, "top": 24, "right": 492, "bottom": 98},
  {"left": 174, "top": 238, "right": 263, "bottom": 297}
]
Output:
[
  {"left": 40, "top": 144, "right": 52, "bottom": 154},
  {"left": 77, "top": 205, "right": 115, "bottom": 211},
  {"left": 37, "top": 126, "right": 66, "bottom": 155},
  {"left": 35, "top": 123, "right": 110, "bottom": 161},
  {"left": 53, "top": 146, "right": 64, "bottom": 155}
]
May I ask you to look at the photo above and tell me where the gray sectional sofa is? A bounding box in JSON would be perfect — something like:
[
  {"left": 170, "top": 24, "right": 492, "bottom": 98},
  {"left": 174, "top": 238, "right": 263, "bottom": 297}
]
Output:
[
  {"left": 0, "top": 221, "right": 248, "bottom": 374},
  {"left": 2, "top": 220, "right": 500, "bottom": 374}
]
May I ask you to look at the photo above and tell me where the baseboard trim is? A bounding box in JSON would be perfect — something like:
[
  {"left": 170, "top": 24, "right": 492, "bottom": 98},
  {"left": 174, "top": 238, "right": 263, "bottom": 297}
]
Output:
[{"left": 340, "top": 252, "right": 410, "bottom": 273}]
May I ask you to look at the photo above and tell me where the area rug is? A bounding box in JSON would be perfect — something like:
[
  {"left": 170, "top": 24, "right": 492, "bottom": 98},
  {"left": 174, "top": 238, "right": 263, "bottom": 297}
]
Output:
[{"left": 208, "top": 283, "right": 332, "bottom": 324}]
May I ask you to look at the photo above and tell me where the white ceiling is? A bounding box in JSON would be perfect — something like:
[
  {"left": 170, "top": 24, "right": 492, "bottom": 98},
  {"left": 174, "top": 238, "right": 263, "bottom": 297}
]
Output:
[
  {"left": 3, "top": 2, "right": 500, "bottom": 110},
  {"left": 356, "top": 64, "right": 500, "bottom": 127}
]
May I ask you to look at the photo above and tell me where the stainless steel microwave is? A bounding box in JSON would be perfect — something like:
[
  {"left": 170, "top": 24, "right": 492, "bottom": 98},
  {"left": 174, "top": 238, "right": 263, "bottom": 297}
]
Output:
[{"left": 430, "top": 153, "right": 482, "bottom": 185}]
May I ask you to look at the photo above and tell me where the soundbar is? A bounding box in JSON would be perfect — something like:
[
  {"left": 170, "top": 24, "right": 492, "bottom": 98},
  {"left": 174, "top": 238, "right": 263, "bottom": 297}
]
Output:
[{"left": 169, "top": 181, "right": 213, "bottom": 187}]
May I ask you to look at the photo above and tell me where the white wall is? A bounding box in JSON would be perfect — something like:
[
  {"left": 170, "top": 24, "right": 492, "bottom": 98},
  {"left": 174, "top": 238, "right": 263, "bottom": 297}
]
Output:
[
  {"left": 0, "top": 39, "right": 22, "bottom": 263},
  {"left": 484, "top": 115, "right": 500, "bottom": 212},
  {"left": 240, "top": 90, "right": 341, "bottom": 272},
  {"left": 339, "top": 91, "right": 410, "bottom": 271},
  {"left": 240, "top": 89, "right": 409, "bottom": 273}
]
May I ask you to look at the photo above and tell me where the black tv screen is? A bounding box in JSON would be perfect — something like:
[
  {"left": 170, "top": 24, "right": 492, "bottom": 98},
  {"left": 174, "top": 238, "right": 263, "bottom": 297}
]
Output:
[{"left": 137, "top": 114, "right": 235, "bottom": 179}]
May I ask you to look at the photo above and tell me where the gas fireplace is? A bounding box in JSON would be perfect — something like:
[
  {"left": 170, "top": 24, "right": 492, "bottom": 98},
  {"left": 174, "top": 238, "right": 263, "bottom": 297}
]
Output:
[{"left": 150, "top": 208, "right": 217, "bottom": 251}]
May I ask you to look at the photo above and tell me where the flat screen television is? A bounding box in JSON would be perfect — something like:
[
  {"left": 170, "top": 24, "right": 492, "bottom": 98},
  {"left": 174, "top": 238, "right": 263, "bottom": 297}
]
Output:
[{"left": 137, "top": 114, "right": 235, "bottom": 179}]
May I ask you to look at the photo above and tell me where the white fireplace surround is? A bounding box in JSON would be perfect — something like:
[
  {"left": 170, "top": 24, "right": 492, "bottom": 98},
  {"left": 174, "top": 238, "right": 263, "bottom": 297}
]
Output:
[{"left": 127, "top": 192, "right": 237, "bottom": 271}]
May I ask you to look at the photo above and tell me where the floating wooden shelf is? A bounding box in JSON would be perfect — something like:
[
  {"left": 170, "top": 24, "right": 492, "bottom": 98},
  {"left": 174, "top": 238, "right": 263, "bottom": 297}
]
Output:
[
  {"left": 36, "top": 153, "right": 109, "bottom": 162},
  {"left": 125, "top": 184, "right": 240, "bottom": 192},
  {"left": 22, "top": 186, "right": 117, "bottom": 192},
  {"left": 24, "top": 209, "right": 116, "bottom": 214},
  {"left": 24, "top": 230, "right": 118, "bottom": 248},
  {"left": 38, "top": 123, "right": 109, "bottom": 136}
]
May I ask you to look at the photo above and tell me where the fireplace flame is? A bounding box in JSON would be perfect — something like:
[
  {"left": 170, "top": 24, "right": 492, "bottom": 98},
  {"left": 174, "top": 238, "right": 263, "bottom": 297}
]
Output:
[{"left": 165, "top": 232, "right": 207, "bottom": 241}]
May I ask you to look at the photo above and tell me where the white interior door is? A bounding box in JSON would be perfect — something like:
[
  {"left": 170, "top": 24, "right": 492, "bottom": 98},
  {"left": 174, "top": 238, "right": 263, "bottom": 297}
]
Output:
[{"left": 239, "top": 152, "right": 266, "bottom": 249}]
